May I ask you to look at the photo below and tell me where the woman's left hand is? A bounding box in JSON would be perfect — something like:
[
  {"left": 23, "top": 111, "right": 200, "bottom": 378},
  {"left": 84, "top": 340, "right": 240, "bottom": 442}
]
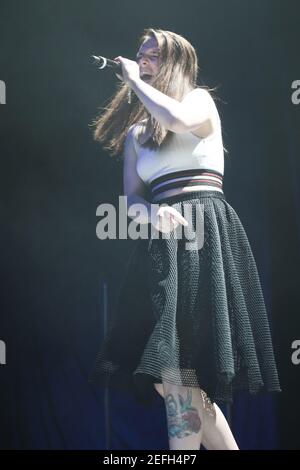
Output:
[{"left": 113, "top": 56, "right": 140, "bottom": 85}]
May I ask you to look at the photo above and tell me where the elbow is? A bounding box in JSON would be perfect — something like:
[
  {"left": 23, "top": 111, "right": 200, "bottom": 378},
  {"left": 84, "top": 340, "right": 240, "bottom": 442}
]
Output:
[
  {"left": 169, "top": 111, "right": 198, "bottom": 134},
  {"left": 169, "top": 111, "right": 214, "bottom": 137}
]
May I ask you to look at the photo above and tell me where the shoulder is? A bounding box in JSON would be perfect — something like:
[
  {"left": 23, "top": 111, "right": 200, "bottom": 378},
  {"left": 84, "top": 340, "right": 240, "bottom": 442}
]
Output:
[
  {"left": 182, "top": 87, "right": 216, "bottom": 108},
  {"left": 127, "top": 121, "right": 145, "bottom": 137},
  {"left": 175, "top": 87, "right": 220, "bottom": 138},
  {"left": 188, "top": 87, "right": 210, "bottom": 96},
  {"left": 126, "top": 123, "right": 140, "bottom": 144},
  {"left": 186, "top": 87, "right": 220, "bottom": 124},
  {"left": 127, "top": 123, "right": 137, "bottom": 136},
  {"left": 180, "top": 87, "right": 218, "bottom": 117},
  {"left": 127, "top": 121, "right": 149, "bottom": 146}
]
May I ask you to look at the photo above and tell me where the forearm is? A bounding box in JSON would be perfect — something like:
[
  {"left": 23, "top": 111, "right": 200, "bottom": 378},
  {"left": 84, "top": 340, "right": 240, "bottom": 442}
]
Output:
[{"left": 129, "top": 77, "right": 180, "bottom": 130}]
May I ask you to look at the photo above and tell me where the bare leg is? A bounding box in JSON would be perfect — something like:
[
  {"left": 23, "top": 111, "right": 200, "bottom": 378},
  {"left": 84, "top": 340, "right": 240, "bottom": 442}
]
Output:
[
  {"left": 198, "top": 396, "right": 239, "bottom": 450},
  {"left": 154, "top": 383, "right": 164, "bottom": 397},
  {"left": 154, "top": 383, "right": 239, "bottom": 450},
  {"left": 155, "top": 383, "right": 206, "bottom": 449},
  {"left": 160, "top": 381, "right": 204, "bottom": 450}
]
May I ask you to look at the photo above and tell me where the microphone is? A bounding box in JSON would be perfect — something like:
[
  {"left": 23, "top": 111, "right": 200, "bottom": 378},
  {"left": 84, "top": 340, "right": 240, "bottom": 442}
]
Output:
[
  {"left": 91, "top": 55, "right": 122, "bottom": 74},
  {"left": 91, "top": 54, "right": 132, "bottom": 104}
]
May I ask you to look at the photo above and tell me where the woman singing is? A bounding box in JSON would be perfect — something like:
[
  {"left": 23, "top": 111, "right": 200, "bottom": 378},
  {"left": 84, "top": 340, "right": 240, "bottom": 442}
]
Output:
[{"left": 88, "top": 28, "right": 281, "bottom": 450}]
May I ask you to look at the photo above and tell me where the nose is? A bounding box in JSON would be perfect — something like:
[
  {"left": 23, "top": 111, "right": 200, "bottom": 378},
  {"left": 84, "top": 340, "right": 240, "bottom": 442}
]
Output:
[{"left": 140, "top": 56, "right": 150, "bottom": 66}]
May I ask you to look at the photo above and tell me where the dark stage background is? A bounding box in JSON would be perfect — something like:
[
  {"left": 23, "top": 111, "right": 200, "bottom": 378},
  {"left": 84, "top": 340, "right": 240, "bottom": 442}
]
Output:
[{"left": 0, "top": 0, "right": 300, "bottom": 450}]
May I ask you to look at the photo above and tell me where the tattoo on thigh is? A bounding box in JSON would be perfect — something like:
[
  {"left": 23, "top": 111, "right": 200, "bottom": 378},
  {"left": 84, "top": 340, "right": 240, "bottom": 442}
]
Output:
[{"left": 165, "top": 389, "right": 201, "bottom": 439}]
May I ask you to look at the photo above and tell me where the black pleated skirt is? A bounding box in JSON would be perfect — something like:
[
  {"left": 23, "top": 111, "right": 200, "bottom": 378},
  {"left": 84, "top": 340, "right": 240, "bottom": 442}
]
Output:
[{"left": 88, "top": 190, "right": 282, "bottom": 406}]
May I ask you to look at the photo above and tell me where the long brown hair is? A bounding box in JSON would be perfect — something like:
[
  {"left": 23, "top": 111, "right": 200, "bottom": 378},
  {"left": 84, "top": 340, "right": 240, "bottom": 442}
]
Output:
[{"left": 90, "top": 28, "right": 225, "bottom": 159}]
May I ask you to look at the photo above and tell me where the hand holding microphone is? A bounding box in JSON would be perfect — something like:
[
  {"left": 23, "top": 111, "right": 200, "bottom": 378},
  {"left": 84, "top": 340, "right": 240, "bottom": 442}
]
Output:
[
  {"left": 91, "top": 54, "right": 140, "bottom": 85},
  {"left": 112, "top": 56, "right": 140, "bottom": 85},
  {"left": 91, "top": 55, "right": 122, "bottom": 72}
]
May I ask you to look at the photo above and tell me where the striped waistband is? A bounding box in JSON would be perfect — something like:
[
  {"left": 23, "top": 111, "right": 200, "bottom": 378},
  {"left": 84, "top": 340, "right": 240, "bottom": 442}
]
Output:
[{"left": 149, "top": 169, "right": 224, "bottom": 198}]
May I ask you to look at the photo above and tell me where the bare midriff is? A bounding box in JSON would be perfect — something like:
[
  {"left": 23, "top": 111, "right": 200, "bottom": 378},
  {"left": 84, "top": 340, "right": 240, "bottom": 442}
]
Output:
[{"left": 152, "top": 185, "right": 224, "bottom": 203}]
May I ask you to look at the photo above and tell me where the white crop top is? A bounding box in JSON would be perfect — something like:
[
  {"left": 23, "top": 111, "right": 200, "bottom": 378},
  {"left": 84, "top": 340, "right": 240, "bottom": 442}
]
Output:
[{"left": 132, "top": 120, "right": 224, "bottom": 187}]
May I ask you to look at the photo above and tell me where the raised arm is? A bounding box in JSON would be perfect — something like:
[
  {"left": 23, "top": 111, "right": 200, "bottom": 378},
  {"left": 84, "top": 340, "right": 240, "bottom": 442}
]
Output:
[
  {"left": 129, "top": 78, "right": 217, "bottom": 138},
  {"left": 115, "top": 57, "right": 217, "bottom": 138}
]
